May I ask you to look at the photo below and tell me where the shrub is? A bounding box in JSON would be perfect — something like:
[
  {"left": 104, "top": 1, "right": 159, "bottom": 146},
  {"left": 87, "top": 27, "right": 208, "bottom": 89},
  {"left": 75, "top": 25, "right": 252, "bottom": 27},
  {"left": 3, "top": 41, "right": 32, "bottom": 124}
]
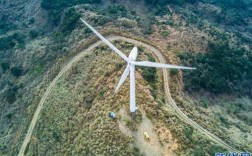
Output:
[
  {"left": 144, "top": 0, "right": 197, "bottom": 8},
  {"left": 31, "top": 64, "right": 45, "bottom": 75},
  {"left": 10, "top": 66, "right": 23, "bottom": 77},
  {"left": 209, "top": 145, "right": 226, "bottom": 155},
  {"left": 143, "top": 27, "right": 153, "bottom": 35},
  {"left": 0, "top": 60, "right": 10, "bottom": 71},
  {"left": 0, "top": 33, "right": 25, "bottom": 50},
  {"left": 53, "top": 130, "right": 61, "bottom": 142},
  {"left": 6, "top": 112, "right": 13, "bottom": 119},
  {"left": 12, "top": 33, "right": 24, "bottom": 43},
  {"left": 92, "top": 16, "right": 111, "bottom": 26},
  {"left": 85, "top": 96, "right": 94, "bottom": 109},
  {"left": 60, "top": 8, "right": 81, "bottom": 33},
  {"left": 28, "top": 18, "right": 35, "bottom": 24},
  {"left": 142, "top": 68, "right": 156, "bottom": 82},
  {"left": 0, "top": 36, "right": 15, "bottom": 50},
  {"left": 116, "top": 63, "right": 123, "bottom": 69},
  {"left": 199, "top": 99, "right": 208, "bottom": 108},
  {"left": 119, "top": 20, "right": 134, "bottom": 28},
  {"left": 41, "top": 0, "right": 101, "bottom": 25},
  {"left": 237, "top": 112, "right": 252, "bottom": 125},
  {"left": 183, "top": 126, "right": 193, "bottom": 141},
  {"left": 5, "top": 86, "right": 19, "bottom": 104},
  {"left": 178, "top": 41, "right": 252, "bottom": 96},
  {"left": 170, "top": 68, "right": 179, "bottom": 76},
  {"left": 29, "top": 30, "right": 39, "bottom": 38},
  {"left": 6, "top": 89, "right": 16, "bottom": 103},
  {"left": 0, "top": 14, "right": 10, "bottom": 34},
  {"left": 141, "top": 56, "right": 157, "bottom": 89},
  {"left": 193, "top": 146, "right": 204, "bottom": 156},
  {"left": 107, "top": 5, "right": 127, "bottom": 15},
  {"left": 219, "top": 115, "right": 230, "bottom": 128},
  {"left": 161, "top": 30, "right": 170, "bottom": 37}
]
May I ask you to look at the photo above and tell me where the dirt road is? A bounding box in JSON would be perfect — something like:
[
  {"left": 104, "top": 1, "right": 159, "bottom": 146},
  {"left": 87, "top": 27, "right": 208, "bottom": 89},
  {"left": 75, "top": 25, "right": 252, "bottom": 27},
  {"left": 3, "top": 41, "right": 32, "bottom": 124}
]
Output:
[{"left": 18, "top": 36, "right": 237, "bottom": 156}]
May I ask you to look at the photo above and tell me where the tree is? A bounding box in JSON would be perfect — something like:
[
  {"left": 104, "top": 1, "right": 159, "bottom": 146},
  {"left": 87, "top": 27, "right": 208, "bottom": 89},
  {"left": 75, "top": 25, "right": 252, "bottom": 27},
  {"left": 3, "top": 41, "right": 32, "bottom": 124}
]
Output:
[
  {"left": 60, "top": 8, "right": 81, "bottom": 33},
  {"left": 11, "top": 66, "right": 23, "bottom": 77},
  {"left": 5, "top": 86, "right": 19, "bottom": 104},
  {"left": 193, "top": 146, "right": 204, "bottom": 156},
  {"left": 170, "top": 68, "right": 179, "bottom": 76},
  {"left": 183, "top": 126, "right": 193, "bottom": 141},
  {"left": 178, "top": 41, "right": 252, "bottom": 96},
  {"left": 29, "top": 30, "right": 39, "bottom": 38},
  {"left": 41, "top": 0, "right": 101, "bottom": 25},
  {"left": 0, "top": 60, "right": 10, "bottom": 71}
]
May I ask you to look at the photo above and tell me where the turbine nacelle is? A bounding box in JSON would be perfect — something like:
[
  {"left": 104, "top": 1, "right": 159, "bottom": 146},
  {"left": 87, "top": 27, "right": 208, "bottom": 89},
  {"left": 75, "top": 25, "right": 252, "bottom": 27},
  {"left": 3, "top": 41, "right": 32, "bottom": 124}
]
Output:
[{"left": 128, "top": 47, "right": 138, "bottom": 61}]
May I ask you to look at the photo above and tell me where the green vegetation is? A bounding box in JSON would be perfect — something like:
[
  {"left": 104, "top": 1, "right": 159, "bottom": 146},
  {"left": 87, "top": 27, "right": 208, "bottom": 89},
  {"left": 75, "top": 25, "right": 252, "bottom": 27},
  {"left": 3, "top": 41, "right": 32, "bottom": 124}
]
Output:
[
  {"left": 29, "top": 30, "right": 39, "bottom": 38},
  {"left": 60, "top": 8, "right": 81, "bottom": 33},
  {"left": 193, "top": 146, "right": 204, "bottom": 156},
  {"left": 183, "top": 126, "right": 193, "bottom": 141},
  {"left": 209, "top": 145, "right": 226, "bottom": 156},
  {"left": 144, "top": 0, "right": 197, "bottom": 15},
  {"left": 107, "top": 4, "right": 127, "bottom": 15},
  {"left": 141, "top": 56, "right": 157, "bottom": 89},
  {"left": 0, "top": 14, "right": 15, "bottom": 34},
  {"left": 161, "top": 30, "right": 171, "bottom": 37},
  {"left": 95, "top": 4, "right": 134, "bottom": 27},
  {"left": 170, "top": 68, "right": 179, "bottom": 76},
  {"left": 85, "top": 96, "right": 94, "bottom": 109},
  {"left": 41, "top": 0, "right": 101, "bottom": 25},
  {"left": 0, "top": 36, "right": 15, "bottom": 50},
  {"left": 203, "top": 0, "right": 250, "bottom": 9},
  {"left": 219, "top": 115, "right": 230, "bottom": 128},
  {"left": 224, "top": 98, "right": 252, "bottom": 125},
  {"left": 10, "top": 66, "right": 23, "bottom": 77},
  {"left": 11, "top": 33, "right": 24, "bottom": 44},
  {"left": 1, "top": 59, "right": 10, "bottom": 71},
  {"left": 141, "top": 67, "right": 156, "bottom": 84},
  {"left": 144, "top": 0, "right": 197, "bottom": 6},
  {"left": 30, "top": 64, "right": 45, "bottom": 75},
  {"left": 238, "top": 112, "right": 252, "bottom": 126},
  {"left": 5, "top": 85, "right": 19, "bottom": 104},
  {"left": 178, "top": 41, "right": 252, "bottom": 96},
  {"left": 5, "top": 89, "right": 17, "bottom": 104},
  {"left": 28, "top": 18, "right": 35, "bottom": 24},
  {"left": 0, "top": 33, "right": 24, "bottom": 50}
]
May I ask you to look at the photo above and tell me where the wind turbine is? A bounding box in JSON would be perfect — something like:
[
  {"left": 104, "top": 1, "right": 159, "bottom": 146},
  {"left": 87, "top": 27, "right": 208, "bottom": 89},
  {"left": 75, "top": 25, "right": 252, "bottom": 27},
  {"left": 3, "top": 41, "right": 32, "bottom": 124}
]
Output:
[{"left": 80, "top": 18, "right": 196, "bottom": 113}]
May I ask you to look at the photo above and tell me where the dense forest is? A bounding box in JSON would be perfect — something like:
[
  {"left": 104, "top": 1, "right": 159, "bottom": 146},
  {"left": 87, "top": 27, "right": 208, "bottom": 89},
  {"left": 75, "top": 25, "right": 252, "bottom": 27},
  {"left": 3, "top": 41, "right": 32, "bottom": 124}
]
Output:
[
  {"left": 179, "top": 40, "right": 252, "bottom": 96},
  {"left": 41, "top": 0, "right": 101, "bottom": 25}
]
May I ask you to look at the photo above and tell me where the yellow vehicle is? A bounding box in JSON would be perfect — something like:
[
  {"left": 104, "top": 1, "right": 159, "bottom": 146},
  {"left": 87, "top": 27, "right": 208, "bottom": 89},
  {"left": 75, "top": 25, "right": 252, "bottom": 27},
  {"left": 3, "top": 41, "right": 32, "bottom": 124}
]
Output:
[{"left": 144, "top": 132, "right": 150, "bottom": 141}]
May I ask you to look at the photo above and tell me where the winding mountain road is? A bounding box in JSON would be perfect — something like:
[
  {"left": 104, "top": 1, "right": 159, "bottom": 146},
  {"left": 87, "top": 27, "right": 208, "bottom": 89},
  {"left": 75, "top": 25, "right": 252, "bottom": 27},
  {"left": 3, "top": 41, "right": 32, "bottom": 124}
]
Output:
[{"left": 18, "top": 36, "right": 237, "bottom": 156}]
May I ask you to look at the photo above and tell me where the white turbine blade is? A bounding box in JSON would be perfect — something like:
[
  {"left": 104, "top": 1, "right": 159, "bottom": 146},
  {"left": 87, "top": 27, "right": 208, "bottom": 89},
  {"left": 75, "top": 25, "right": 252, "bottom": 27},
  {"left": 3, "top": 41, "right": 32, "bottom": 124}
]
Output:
[
  {"left": 131, "top": 61, "right": 196, "bottom": 70},
  {"left": 130, "top": 65, "right": 136, "bottom": 112},
  {"left": 115, "top": 64, "right": 130, "bottom": 93},
  {"left": 80, "top": 18, "right": 129, "bottom": 62}
]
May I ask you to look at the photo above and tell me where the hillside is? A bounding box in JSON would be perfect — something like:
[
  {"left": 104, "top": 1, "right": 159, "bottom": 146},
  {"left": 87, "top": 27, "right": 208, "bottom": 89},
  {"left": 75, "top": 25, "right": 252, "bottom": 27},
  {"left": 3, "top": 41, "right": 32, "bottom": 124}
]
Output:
[{"left": 0, "top": 0, "right": 251, "bottom": 155}]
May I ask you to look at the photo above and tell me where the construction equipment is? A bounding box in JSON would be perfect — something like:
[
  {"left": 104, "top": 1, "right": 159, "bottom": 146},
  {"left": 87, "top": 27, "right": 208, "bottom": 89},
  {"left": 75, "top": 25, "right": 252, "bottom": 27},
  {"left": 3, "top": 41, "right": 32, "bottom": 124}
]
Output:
[{"left": 144, "top": 132, "right": 150, "bottom": 141}]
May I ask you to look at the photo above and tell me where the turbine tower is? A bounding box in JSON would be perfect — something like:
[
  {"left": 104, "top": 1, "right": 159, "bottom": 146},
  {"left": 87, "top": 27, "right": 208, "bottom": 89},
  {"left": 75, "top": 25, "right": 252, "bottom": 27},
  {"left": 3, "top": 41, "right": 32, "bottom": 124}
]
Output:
[{"left": 80, "top": 18, "right": 196, "bottom": 112}]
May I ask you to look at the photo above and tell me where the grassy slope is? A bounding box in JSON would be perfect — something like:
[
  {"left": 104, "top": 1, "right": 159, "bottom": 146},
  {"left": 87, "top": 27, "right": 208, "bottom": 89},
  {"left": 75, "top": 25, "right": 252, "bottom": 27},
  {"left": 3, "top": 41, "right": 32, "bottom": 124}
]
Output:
[
  {"left": 25, "top": 41, "right": 164, "bottom": 155},
  {"left": 28, "top": 44, "right": 136, "bottom": 155}
]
